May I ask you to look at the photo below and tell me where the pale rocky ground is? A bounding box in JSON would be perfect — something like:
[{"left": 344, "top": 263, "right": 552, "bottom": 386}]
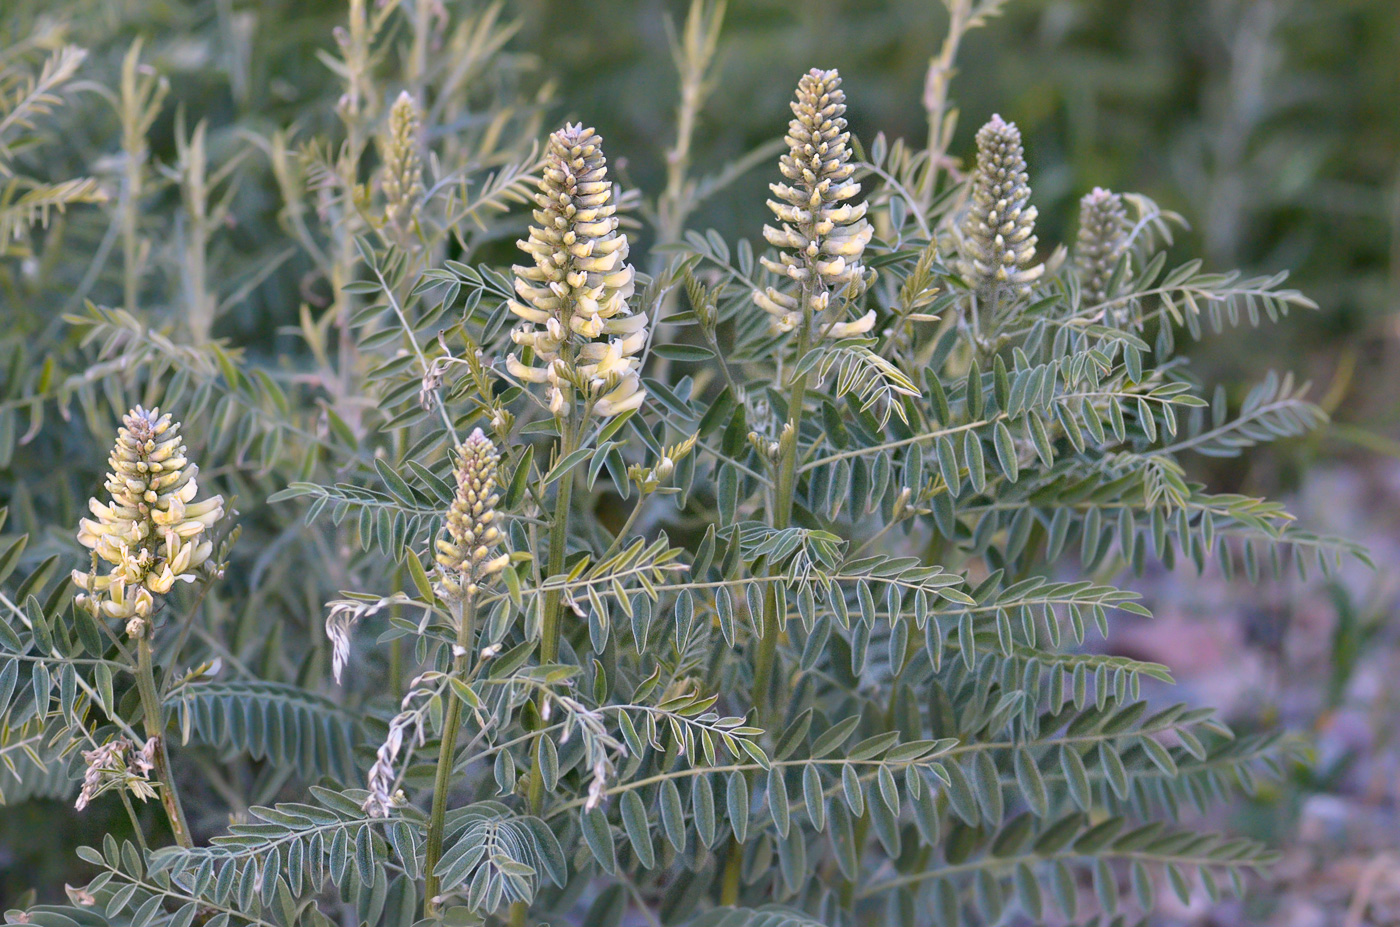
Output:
[{"left": 1107, "top": 461, "right": 1400, "bottom": 926}]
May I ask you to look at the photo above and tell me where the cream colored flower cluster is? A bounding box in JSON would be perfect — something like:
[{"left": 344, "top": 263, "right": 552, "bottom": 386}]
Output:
[
  {"left": 435, "top": 428, "right": 509, "bottom": 599},
  {"left": 1074, "top": 186, "right": 1130, "bottom": 306},
  {"left": 505, "top": 124, "right": 647, "bottom": 419},
  {"left": 754, "top": 68, "right": 875, "bottom": 340},
  {"left": 72, "top": 407, "right": 224, "bottom": 633},
  {"left": 957, "top": 114, "right": 1044, "bottom": 295}
]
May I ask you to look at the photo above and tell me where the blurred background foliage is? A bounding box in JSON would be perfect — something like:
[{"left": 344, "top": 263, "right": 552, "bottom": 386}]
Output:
[
  {"left": 524, "top": 0, "right": 1400, "bottom": 484},
  {"left": 1, "top": 0, "right": 1396, "bottom": 913}
]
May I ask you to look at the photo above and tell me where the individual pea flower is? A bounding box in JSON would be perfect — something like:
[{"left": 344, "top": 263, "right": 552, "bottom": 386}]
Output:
[
  {"left": 435, "top": 429, "right": 510, "bottom": 600},
  {"left": 72, "top": 407, "right": 225, "bottom": 632},
  {"left": 1074, "top": 186, "right": 1131, "bottom": 307},
  {"left": 380, "top": 90, "right": 425, "bottom": 241},
  {"left": 956, "top": 114, "right": 1044, "bottom": 295},
  {"left": 504, "top": 124, "right": 647, "bottom": 419},
  {"left": 753, "top": 68, "right": 875, "bottom": 341}
]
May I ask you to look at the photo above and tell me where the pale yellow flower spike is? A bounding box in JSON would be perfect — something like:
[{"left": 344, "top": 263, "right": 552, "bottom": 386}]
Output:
[
  {"left": 381, "top": 91, "right": 425, "bottom": 240},
  {"left": 505, "top": 124, "right": 646, "bottom": 419},
  {"left": 755, "top": 68, "right": 874, "bottom": 339},
  {"left": 73, "top": 406, "right": 224, "bottom": 634},
  {"left": 956, "top": 114, "right": 1045, "bottom": 295},
  {"left": 435, "top": 428, "right": 510, "bottom": 600}
]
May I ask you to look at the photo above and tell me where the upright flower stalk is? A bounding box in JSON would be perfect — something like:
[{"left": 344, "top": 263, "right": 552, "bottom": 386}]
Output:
[
  {"left": 423, "top": 429, "right": 507, "bottom": 912},
  {"left": 73, "top": 406, "right": 225, "bottom": 848},
  {"left": 956, "top": 114, "right": 1044, "bottom": 298},
  {"left": 754, "top": 68, "right": 875, "bottom": 346},
  {"left": 756, "top": 68, "right": 874, "bottom": 538},
  {"left": 506, "top": 124, "right": 644, "bottom": 665},
  {"left": 505, "top": 124, "right": 645, "bottom": 424},
  {"left": 743, "top": 81, "right": 876, "bottom": 895},
  {"left": 503, "top": 125, "right": 644, "bottom": 927}
]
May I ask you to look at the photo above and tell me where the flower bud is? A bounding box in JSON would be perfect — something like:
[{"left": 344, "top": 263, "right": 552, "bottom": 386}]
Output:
[
  {"left": 1074, "top": 186, "right": 1130, "bottom": 307},
  {"left": 956, "top": 115, "right": 1044, "bottom": 295}
]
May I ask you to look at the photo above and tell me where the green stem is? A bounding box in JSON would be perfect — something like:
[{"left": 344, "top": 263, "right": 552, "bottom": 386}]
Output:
[
  {"left": 118, "top": 789, "right": 149, "bottom": 854},
  {"left": 516, "top": 415, "right": 576, "bottom": 927},
  {"left": 771, "top": 372, "right": 808, "bottom": 533},
  {"left": 733, "top": 318, "right": 814, "bottom": 907},
  {"left": 540, "top": 417, "right": 578, "bottom": 664},
  {"left": 752, "top": 328, "right": 810, "bottom": 726},
  {"left": 751, "top": 587, "right": 782, "bottom": 727},
  {"left": 158, "top": 579, "right": 213, "bottom": 690},
  {"left": 719, "top": 838, "right": 744, "bottom": 905},
  {"left": 423, "top": 596, "right": 476, "bottom": 915},
  {"left": 597, "top": 492, "right": 648, "bottom": 563},
  {"left": 135, "top": 637, "right": 191, "bottom": 848}
]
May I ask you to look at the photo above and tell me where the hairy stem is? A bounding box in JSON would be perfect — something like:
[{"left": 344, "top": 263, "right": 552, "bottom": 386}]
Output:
[
  {"left": 730, "top": 313, "right": 813, "bottom": 907},
  {"left": 920, "top": 0, "right": 971, "bottom": 207},
  {"left": 752, "top": 321, "right": 810, "bottom": 725},
  {"left": 135, "top": 637, "right": 191, "bottom": 848},
  {"left": 512, "top": 418, "right": 578, "bottom": 927},
  {"left": 540, "top": 417, "right": 578, "bottom": 664},
  {"left": 424, "top": 595, "right": 476, "bottom": 914}
]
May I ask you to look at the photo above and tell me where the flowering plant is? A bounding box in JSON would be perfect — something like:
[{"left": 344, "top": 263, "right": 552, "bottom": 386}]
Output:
[{"left": 0, "top": 2, "right": 1363, "bottom": 926}]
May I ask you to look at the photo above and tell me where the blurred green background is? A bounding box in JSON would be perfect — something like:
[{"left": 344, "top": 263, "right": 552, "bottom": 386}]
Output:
[{"left": 3, "top": 0, "right": 1397, "bottom": 918}]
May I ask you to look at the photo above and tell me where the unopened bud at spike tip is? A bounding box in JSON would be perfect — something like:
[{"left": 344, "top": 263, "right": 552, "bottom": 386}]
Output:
[
  {"left": 381, "top": 91, "right": 425, "bottom": 239},
  {"left": 1074, "top": 187, "right": 1130, "bottom": 307}
]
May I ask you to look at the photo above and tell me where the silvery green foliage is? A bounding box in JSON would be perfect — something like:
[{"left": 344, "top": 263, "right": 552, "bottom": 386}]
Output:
[{"left": 0, "top": 1, "right": 1369, "bottom": 926}]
